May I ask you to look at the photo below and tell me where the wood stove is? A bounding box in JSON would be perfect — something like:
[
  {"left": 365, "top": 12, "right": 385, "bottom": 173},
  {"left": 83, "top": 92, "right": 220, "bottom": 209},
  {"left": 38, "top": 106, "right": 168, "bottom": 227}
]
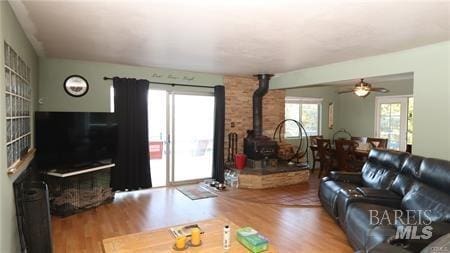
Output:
[{"left": 243, "top": 74, "right": 278, "bottom": 160}]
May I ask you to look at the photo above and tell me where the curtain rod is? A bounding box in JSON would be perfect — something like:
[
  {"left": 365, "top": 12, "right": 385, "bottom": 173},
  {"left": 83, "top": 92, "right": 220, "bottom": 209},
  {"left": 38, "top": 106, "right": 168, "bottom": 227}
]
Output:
[{"left": 103, "top": 76, "right": 214, "bottom": 89}]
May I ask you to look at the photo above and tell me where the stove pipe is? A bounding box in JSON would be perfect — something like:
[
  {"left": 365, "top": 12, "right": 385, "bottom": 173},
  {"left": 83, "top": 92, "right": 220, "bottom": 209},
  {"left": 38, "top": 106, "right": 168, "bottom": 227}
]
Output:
[{"left": 252, "top": 74, "right": 274, "bottom": 136}]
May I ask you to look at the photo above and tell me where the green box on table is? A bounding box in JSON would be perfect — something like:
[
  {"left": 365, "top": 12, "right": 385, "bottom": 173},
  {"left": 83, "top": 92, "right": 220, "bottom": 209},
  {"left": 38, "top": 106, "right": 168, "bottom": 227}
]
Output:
[{"left": 236, "top": 227, "right": 269, "bottom": 253}]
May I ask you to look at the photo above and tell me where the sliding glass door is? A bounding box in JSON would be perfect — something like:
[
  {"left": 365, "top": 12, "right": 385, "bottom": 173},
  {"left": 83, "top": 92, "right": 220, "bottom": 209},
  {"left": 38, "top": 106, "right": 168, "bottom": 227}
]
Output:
[
  {"left": 172, "top": 94, "right": 215, "bottom": 183},
  {"left": 147, "top": 90, "right": 214, "bottom": 186},
  {"left": 148, "top": 90, "right": 169, "bottom": 187}
]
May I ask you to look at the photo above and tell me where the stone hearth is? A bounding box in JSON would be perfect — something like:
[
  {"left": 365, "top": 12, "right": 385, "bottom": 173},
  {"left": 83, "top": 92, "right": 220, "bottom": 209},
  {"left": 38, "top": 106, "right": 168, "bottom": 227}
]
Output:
[{"left": 237, "top": 163, "right": 310, "bottom": 189}]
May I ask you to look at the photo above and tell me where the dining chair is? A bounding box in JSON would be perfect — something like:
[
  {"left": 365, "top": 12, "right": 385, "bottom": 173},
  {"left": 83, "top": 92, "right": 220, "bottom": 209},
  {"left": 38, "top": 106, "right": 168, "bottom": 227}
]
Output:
[
  {"left": 367, "top": 137, "right": 388, "bottom": 149},
  {"left": 350, "top": 136, "right": 367, "bottom": 144},
  {"left": 335, "top": 139, "right": 364, "bottom": 172},
  {"left": 331, "top": 129, "right": 352, "bottom": 144},
  {"left": 309, "top": 135, "right": 323, "bottom": 172},
  {"left": 316, "top": 139, "right": 336, "bottom": 178}
]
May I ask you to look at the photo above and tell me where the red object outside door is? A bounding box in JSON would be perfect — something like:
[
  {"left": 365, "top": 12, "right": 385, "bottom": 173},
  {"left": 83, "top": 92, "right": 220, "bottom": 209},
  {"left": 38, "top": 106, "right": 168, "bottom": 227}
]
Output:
[{"left": 149, "top": 141, "right": 163, "bottom": 160}]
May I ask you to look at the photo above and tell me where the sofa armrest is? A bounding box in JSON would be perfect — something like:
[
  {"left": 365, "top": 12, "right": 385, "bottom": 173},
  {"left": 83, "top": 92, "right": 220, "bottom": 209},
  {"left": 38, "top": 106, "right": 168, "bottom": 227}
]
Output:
[
  {"left": 337, "top": 188, "right": 402, "bottom": 221},
  {"left": 356, "top": 187, "right": 402, "bottom": 200},
  {"left": 329, "top": 171, "right": 362, "bottom": 184},
  {"left": 344, "top": 194, "right": 402, "bottom": 210}
]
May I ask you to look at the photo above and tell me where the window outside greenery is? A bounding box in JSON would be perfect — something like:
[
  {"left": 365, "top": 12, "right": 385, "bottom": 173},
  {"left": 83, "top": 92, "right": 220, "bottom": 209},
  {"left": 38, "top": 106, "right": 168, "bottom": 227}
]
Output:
[
  {"left": 285, "top": 99, "right": 320, "bottom": 138},
  {"left": 407, "top": 97, "right": 414, "bottom": 145}
]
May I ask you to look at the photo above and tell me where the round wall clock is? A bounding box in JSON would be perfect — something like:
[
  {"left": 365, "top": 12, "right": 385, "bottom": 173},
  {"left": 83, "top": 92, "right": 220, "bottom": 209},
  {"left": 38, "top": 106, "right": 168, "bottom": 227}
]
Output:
[{"left": 64, "top": 75, "right": 89, "bottom": 97}]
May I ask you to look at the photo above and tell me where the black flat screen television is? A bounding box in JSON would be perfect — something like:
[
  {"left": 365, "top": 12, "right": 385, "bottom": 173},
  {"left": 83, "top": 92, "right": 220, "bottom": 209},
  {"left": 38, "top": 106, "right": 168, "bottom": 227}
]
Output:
[{"left": 35, "top": 112, "right": 117, "bottom": 171}]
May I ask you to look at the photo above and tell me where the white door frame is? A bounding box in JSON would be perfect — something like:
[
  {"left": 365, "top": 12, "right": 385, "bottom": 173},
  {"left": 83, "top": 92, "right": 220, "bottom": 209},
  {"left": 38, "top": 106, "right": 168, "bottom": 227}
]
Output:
[
  {"left": 169, "top": 91, "right": 215, "bottom": 186},
  {"left": 374, "top": 95, "right": 411, "bottom": 151},
  {"left": 147, "top": 89, "right": 215, "bottom": 187}
]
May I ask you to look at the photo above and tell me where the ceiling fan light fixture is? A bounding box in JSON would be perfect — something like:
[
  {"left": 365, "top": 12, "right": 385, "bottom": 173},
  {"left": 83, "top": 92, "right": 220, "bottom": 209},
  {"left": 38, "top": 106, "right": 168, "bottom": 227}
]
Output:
[
  {"left": 353, "top": 79, "right": 371, "bottom": 97},
  {"left": 353, "top": 86, "right": 370, "bottom": 97}
]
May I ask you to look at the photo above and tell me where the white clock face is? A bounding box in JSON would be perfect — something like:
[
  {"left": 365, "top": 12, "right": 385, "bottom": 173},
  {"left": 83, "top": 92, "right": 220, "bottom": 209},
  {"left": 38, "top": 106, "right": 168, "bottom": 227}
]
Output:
[{"left": 64, "top": 75, "right": 89, "bottom": 97}]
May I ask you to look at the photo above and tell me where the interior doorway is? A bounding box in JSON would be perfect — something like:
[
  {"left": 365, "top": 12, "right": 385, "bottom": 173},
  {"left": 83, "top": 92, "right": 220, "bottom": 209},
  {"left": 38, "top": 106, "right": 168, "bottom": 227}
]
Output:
[{"left": 374, "top": 95, "right": 413, "bottom": 151}]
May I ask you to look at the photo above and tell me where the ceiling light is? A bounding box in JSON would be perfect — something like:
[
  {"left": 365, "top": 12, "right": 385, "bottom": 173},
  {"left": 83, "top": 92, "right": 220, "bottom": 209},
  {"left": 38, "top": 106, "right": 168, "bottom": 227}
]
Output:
[{"left": 353, "top": 79, "right": 371, "bottom": 97}]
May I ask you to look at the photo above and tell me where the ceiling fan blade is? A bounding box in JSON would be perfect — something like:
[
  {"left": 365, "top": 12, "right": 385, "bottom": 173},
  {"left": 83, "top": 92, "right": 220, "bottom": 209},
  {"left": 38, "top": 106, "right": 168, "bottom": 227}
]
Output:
[
  {"left": 338, "top": 89, "right": 353, "bottom": 94},
  {"left": 371, "top": 88, "right": 389, "bottom": 93}
]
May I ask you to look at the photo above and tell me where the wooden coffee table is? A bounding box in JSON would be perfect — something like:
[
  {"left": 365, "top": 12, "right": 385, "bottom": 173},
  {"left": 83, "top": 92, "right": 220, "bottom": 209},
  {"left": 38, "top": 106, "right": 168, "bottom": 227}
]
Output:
[{"left": 102, "top": 217, "right": 277, "bottom": 252}]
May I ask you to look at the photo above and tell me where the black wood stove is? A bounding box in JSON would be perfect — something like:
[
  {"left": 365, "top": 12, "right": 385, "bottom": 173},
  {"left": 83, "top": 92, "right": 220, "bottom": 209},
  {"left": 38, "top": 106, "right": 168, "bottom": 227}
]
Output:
[{"left": 244, "top": 74, "right": 278, "bottom": 160}]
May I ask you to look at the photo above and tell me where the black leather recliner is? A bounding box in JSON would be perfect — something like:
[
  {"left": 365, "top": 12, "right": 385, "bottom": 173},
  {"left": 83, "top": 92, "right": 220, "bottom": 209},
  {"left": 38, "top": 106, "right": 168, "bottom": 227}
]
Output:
[
  {"left": 318, "top": 149, "right": 409, "bottom": 219},
  {"left": 319, "top": 149, "right": 450, "bottom": 252}
]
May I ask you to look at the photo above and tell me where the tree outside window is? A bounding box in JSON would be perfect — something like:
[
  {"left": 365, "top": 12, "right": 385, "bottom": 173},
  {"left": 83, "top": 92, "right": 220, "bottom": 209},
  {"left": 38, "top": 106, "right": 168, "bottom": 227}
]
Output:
[{"left": 285, "top": 98, "right": 321, "bottom": 138}]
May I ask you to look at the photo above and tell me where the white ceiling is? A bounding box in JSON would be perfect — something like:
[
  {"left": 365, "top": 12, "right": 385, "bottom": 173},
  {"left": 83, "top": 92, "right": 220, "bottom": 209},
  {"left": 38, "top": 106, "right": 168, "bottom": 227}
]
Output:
[{"left": 10, "top": 0, "right": 450, "bottom": 75}]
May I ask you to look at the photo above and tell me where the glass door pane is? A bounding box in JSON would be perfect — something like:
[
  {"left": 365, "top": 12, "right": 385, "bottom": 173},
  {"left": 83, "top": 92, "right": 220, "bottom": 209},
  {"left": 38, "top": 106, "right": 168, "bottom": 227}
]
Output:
[
  {"left": 407, "top": 97, "right": 414, "bottom": 145},
  {"left": 375, "top": 97, "right": 408, "bottom": 151},
  {"left": 172, "top": 94, "right": 215, "bottom": 182},
  {"left": 148, "top": 90, "right": 168, "bottom": 187}
]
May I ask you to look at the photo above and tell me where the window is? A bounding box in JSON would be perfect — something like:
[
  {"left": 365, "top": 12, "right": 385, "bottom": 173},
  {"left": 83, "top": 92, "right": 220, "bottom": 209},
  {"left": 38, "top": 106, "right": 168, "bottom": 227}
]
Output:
[
  {"left": 285, "top": 97, "right": 322, "bottom": 138},
  {"left": 110, "top": 85, "right": 114, "bottom": 112},
  {"left": 4, "top": 42, "right": 32, "bottom": 170}
]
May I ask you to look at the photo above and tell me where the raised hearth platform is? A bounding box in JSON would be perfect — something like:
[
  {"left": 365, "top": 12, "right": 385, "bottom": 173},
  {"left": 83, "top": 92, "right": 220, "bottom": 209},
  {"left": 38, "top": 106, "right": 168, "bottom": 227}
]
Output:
[{"left": 237, "top": 163, "right": 310, "bottom": 189}]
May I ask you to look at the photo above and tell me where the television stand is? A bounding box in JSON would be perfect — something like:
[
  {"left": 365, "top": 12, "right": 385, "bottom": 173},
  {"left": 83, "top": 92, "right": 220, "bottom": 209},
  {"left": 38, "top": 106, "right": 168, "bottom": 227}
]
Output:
[
  {"left": 45, "top": 163, "right": 115, "bottom": 178},
  {"left": 43, "top": 163, "right": 115, "bottom": 217}
]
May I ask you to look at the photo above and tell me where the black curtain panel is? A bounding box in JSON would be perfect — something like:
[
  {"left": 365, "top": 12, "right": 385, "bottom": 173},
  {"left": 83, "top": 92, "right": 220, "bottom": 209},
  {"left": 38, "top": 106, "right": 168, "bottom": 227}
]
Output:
[
  {"left": 111, "top": 77, "right": 152, "bottom": 191},
  {"left": 212, "top": 85, "right": 225, "bottom": 182}
]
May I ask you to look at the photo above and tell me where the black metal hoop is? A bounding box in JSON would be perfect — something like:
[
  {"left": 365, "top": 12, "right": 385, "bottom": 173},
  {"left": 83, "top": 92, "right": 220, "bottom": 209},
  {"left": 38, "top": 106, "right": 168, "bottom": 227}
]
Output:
[{"left": 272, "top": 119, "right": 309, "bottom": 164}]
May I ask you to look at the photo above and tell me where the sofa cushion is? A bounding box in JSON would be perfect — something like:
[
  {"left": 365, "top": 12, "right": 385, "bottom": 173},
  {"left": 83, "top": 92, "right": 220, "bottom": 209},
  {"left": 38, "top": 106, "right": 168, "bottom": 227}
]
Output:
[
  {"left": 361, "top": 149, "right": 409, "bottom": 189},
  {"left": 401, "top": 183, "right": 450, "bottom": 223},
  {"left": 367, "top": 149, "right": 410, "bottom": 169},
  {"left": 390, "top": 155, "right": 423, "bottom": 196},
  {"left": 399, "top": 158, "right": 450, "bottom": 223},
  {"left": 418, "top": 158, "right": 450, "bottom": 194}
]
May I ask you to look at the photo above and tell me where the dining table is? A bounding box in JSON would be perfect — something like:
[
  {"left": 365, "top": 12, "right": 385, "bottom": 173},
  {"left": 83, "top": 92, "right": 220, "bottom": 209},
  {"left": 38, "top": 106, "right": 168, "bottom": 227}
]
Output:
[{"left": 310, "top": 144, "right": 371, "bottom": 158}]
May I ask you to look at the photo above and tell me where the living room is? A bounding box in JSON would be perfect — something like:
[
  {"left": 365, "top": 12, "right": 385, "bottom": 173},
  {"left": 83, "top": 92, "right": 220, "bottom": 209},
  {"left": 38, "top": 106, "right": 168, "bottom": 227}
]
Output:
[{"left": 1, "top": 1, "right": 449, "bottom": 253}]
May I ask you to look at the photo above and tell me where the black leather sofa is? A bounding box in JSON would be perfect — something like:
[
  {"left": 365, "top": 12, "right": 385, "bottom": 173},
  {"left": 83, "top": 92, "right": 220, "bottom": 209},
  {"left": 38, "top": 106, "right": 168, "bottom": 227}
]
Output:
[{"left": 319, "top": 149, "right": 450, "bottom": 252}]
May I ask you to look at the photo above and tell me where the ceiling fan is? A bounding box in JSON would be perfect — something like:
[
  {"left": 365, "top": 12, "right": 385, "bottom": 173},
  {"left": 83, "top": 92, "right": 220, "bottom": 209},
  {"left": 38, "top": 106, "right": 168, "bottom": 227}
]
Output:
[{"left": 338, "top": 79, "right": 389, "bottom": 97}]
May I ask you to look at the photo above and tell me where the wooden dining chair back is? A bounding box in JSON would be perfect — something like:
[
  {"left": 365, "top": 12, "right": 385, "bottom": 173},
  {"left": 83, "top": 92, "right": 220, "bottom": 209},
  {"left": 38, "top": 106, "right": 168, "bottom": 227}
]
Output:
[
  {"left": 309, "top": 135, "right": 323, "bottom": 172},
  {"left": 335, "top": 139, "right": 361, "bottom": 172},
  {"left": 351, "top": 136, "right": 367, "bottom": 144},
  {"left": 367, "top": 138, "right": 388, "bottom": 149},
  {"left": 316, "top": 138, "right": 335, "bottom": 178}
]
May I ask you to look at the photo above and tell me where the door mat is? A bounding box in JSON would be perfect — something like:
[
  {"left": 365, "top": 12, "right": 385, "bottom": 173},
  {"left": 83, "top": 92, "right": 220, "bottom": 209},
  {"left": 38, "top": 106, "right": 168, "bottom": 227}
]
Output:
[{"left": 176, "top": 185, "right": 217, "bottom": 200}]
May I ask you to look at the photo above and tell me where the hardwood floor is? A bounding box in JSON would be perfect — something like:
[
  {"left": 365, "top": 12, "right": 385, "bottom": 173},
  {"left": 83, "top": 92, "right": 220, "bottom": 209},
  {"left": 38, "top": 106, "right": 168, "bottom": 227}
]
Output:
[{"left": 52, "top": 183, "right": 353, "bottom": 253}]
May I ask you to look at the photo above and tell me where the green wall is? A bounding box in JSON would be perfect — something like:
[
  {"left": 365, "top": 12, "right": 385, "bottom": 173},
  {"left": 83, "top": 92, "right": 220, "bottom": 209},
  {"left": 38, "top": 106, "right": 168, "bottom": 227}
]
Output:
[
  {"left": 286, "top": 80, "right": 414, "bottom": 138},
  {"left": 0, "top": 1, "right": 39, "bottom": 252},
  {"left": 336, "top": 79, "right": 413, "bottom": 137},
  {"left": 285, "top": 85, "right": 340, "bottom": 139},
  {"left": 38, "top": 58, "right": 224, "bottom": 112},
  {"left": 285, "top": 79, "right": 413, "bottom": 168},
  {"left": 272, "top": 42, "right": 450, "bottom": 159}
]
